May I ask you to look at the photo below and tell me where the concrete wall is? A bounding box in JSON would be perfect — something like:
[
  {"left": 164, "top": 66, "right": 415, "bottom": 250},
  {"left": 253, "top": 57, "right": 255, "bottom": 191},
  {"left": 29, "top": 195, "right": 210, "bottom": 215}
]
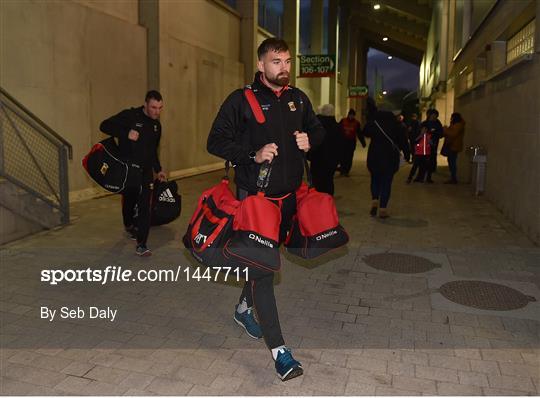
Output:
[
  {"left": 455, "top": 58, "right": 539, "bottom": 244},
  {"left": 453, "top": 0, "right": 539, "bottom": 244},
  {"left": 0, "top": 206, "right": 43, "bottom": 245},
  {"left": 72, "top": 0, "right": 138, "bottom": 24},
  {"left": 158, "top": 0, "right": 244, "bottom": 174},
  {"left": 0, "top": 0, "right": 147, "bottom": 200}
]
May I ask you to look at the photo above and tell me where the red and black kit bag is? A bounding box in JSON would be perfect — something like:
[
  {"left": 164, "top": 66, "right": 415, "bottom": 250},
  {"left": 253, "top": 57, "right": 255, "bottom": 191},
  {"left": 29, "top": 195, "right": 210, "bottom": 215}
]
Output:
[
  {"left": 285, "top": 158, "right": 349, "bottom": 259},
  {"left": 82, "top": 137, "right": 129, "bottom": 193},
  {"left": 223, "top": 162, "right": 282, "bottom": 272},
  {"left": 183, "top": 171, "right": 239, "bottom": 267}
]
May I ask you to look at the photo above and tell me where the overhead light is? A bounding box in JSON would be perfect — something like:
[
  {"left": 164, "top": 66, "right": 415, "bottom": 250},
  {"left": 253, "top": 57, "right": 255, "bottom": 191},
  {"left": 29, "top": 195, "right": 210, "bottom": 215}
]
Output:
[
  {"left": 388, "top": 56, "right": 393, "bottom": 60},
  {"left": 382, "top": 90, "right": 387, "bottom": 95},
  {"left": 373, "top": 4, "right": 381, "bottom": 10},
  {"left": 382, "top": 37, "right": 388, "bottom": 41}
]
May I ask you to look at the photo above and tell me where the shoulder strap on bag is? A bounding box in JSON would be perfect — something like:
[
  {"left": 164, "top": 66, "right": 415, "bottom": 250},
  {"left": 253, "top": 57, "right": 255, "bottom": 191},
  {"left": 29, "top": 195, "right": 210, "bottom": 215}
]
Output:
[
  {"left": 374, "top": 120, "right": 400, "bottom": 154},
  {"left": 243, "top": 87, "right": 266, "bottom": 124}
]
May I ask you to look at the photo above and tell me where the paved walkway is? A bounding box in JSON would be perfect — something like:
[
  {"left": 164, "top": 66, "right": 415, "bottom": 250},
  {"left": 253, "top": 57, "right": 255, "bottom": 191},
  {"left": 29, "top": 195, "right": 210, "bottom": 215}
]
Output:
[{"left": 1, "top": 150, "right": 539, "bottom": 395}]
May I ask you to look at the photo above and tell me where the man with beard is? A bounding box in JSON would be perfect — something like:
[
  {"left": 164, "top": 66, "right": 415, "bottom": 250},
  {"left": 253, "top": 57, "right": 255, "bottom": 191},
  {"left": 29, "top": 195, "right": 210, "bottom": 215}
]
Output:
[{"left": 207, "top": 38, "right": 325, "bottom": 381}]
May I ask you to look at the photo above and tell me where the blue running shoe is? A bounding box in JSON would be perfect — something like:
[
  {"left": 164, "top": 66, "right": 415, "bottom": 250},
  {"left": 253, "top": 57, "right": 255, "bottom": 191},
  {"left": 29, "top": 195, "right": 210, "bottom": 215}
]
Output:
[
  {"left": 274, "top": 347, "right": 303, "bottom": 381},
  {"left": 233, "top": 305, "right": 262, "bottom": 339}
]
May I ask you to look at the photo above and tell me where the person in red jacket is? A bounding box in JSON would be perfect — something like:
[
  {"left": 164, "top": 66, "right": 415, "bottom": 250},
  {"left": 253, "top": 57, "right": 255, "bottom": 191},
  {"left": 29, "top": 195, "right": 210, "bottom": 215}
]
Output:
[{"left": 338, "top": 109, "right": 366, "bottom": 176}]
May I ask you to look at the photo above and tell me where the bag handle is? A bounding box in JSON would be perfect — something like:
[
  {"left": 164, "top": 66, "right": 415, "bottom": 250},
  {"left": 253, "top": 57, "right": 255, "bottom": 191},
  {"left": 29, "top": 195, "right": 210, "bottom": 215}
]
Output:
[
  {"left": 302, "top": 153, "right": 313, "bottom": 188},
  {"left": 374, "top": 120, "right": 401, "bottom": 154}
]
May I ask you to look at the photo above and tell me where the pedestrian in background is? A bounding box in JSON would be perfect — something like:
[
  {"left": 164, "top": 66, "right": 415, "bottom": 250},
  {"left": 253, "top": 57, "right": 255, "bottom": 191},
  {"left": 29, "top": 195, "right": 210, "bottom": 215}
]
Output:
[
  {"left": 423, "top": 109, "right": 443, "bottom": 183},
  {"left": 338, "top": 109, "right": 366, "bottom": 176},
  {"left": 363, "top": 98, "right": 410, "bottom": 218},
  {"left": 442, "top": 112, "right": 466, "bottom": 184},
  {"left": 312, "top": 104, "right": 341, "bottom": 195}
]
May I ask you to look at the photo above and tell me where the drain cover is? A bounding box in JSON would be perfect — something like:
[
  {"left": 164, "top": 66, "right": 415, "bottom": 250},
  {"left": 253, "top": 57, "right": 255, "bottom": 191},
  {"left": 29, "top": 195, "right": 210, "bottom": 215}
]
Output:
[
  {"left": 364, "top": 253, "right": 440, "bottom": 274},
  {"left": 439, "top": 280, "right": 536, "bottom": 311}
]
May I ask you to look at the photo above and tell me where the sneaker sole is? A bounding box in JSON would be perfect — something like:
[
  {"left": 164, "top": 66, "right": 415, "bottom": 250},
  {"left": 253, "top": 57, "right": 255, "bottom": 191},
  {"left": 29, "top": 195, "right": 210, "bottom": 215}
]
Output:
[
  {"left": 279, "top": 366, "right": 303, "bottom": 381},
  {"left": 136, "top": 250, "right": 152, "bottom": 257},
  {"left": 233, "top": 315, "right": 262, "bottom": 340}
]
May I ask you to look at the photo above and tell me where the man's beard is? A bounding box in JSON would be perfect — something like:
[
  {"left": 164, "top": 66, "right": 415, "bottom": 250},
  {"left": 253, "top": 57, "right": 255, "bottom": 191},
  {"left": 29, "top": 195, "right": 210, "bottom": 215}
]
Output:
[{"left": 267, "top": 72, "right": 290, "bottom": 87}]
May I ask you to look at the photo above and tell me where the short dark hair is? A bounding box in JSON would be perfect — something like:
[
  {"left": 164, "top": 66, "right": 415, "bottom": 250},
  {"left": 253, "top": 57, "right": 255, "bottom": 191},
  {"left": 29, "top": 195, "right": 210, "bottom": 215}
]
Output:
[
  {"left": 145, "top": 90, "right": 162, "bottom": 102},
  {"left": 257, "top": 38, "right": 289, "bottom": 59},
  {"left": 450, "top": 112, "right": 463, "bottom": 123},
  {"left": 347, "top": 109, "right": 356, "bottom": 116},
  {"left": 427, "top": 108, "right": 439, "bottom": 117}
]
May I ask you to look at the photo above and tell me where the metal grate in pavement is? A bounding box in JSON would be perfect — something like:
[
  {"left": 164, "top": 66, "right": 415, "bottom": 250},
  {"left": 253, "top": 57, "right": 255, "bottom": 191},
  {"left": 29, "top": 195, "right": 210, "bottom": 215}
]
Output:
[
  {"left": 439, "top": 280, "right": 537, "bottom": 311},
  {"left": 364, "top": 253, "right": 440, "bottom": 274}
]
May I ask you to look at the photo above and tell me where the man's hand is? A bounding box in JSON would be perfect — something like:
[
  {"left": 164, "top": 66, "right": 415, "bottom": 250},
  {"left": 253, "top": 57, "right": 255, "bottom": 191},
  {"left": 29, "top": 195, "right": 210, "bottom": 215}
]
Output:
[
  {"left": 156, "top": 171, "right": 167, "bottom": 182},
  {"left": 255, "top": 143, "right": 278, "bottom": 163},
  {"left": 128, "top": 129, "right": 139, "bottom": 141},
  {"left": 294, "top": 131, "right": 311, "bottom": 152}
]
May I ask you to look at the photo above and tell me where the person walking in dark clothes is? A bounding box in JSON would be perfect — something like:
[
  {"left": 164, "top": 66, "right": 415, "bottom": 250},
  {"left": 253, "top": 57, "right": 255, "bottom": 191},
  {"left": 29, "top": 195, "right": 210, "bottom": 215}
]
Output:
[
  {"left": 406, "top": 113, "right": 420, "bottom": 158},
  {"left": 423, "top": 109, "right": 444, "bottom": 183},
  {"left": 100, "top": 91, "right": 167, "bottom": 256},
  {"left": 363, "top": 98, "right": 410, "bottom": 218},
  {"left": 207, "top": 38, "right": 325, "bottom": 381},
  {"left": 407, "top": 126, "right": 432, "bottom": 183},
  {"left": 442, "top": 113, "right": 466, "bottom": 184},
  {"left": 311, "top": 104, "right": 340, "bottom": 195},
  {"left": 338, "top": 109, "right": 366, "bottom": 176}
]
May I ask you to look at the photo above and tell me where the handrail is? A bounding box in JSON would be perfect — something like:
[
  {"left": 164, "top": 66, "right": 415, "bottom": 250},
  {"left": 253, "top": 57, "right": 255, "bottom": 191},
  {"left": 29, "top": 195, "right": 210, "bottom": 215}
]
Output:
[{"left": 0, "top": 87, "right": 73, "bottom": 159}]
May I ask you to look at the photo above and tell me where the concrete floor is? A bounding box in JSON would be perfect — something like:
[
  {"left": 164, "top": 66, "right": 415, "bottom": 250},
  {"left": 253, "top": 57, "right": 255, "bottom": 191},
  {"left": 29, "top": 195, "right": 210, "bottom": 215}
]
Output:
[{"left": 1, "top": 150, "right": 539, "bottom": 395}]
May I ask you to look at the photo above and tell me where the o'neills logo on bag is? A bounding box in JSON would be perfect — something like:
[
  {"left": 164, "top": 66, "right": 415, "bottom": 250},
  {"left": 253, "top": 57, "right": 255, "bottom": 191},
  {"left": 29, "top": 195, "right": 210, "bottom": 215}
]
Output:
[
  {"left": 104, "top": 184, "right": 120, "bottom": 190},
  {"left": 248, "top": 233, "right": 274, "bottom": 248},
  {"left": 315, "top": 230, "right": 338, "bottom": 241}
]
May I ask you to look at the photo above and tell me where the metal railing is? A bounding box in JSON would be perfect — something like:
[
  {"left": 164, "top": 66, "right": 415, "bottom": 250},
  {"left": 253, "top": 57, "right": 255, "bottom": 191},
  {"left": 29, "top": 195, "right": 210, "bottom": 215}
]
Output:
[{"left": 0, "top": 87, "right": 72, "bottom": 225}]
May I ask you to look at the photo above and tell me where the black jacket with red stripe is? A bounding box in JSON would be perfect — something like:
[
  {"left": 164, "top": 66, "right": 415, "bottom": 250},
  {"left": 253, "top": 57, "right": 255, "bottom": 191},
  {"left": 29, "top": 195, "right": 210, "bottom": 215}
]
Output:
[{"left": 207, "top": 72, "right": 325, "bottom": 196}]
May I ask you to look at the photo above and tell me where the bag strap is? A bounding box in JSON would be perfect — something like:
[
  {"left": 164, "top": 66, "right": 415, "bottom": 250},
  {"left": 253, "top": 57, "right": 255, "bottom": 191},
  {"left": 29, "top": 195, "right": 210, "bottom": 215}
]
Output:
[
  {"left": 290, "top": 89, "right": 314, "bottom": 189},
  {"left": 244, "top": 87, "right": 266, "bottom": 124},
  {"left": 374, "top": 120, "right": 400, "bottom": 154}
]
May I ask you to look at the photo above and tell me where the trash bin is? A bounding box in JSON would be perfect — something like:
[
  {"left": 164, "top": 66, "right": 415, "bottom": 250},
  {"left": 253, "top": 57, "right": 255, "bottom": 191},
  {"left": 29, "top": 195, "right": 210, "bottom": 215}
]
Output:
[{"left": 470, "top": 146, "right": 487, "bottom": 195}]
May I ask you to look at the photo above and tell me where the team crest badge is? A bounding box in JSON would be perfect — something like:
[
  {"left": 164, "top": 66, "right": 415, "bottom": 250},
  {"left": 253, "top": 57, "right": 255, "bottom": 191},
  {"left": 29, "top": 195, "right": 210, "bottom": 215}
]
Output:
[{"left": 288, "top": 101, "right": 297, "bottom": 111}]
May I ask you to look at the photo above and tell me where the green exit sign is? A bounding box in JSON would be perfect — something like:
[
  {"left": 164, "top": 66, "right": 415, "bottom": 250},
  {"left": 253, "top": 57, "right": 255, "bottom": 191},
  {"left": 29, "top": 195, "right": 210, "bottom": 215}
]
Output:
[
  {"left": 348, "top": 86, "right": 369, "bottom": 98},
  {"left": 298, "top": 54, "right": 335, "bottom": 78}
]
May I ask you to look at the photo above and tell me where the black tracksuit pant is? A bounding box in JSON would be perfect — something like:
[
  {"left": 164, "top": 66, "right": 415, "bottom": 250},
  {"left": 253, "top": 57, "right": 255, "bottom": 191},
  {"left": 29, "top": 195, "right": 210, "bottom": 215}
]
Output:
[
  {"left": 340, "top": 139, "right": 356, "bottom": 175},
  {"left": 236, "top": 189, "right": 296, "bottom": 349},
  {"left": 122, "top": 170, "right": 153, "bottom": 246}
]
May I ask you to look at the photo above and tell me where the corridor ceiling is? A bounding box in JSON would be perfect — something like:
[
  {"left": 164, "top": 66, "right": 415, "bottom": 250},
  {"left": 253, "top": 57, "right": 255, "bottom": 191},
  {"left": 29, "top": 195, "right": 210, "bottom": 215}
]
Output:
[{"left": 344, "top": 0, "right": 432, "bottom": 64}]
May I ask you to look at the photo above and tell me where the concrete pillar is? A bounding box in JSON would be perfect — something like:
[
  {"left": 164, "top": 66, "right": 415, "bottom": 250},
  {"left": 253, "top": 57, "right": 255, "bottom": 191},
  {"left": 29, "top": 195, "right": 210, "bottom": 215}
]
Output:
[
  {"left": 283, "top": 0, "right": 299, "bottom": 86},
  {"left": 354, "top": 33, "right": 368, "bottom": 123},
  {"left": 336, "top": 9, "right": 351, "bottom": 118},
  {"left": 344, "top": 28, "right": 368, "bottom": 120},
  {"left": 536, "top": 0, "right": 540, "bottom": 52},
  {"left": 138, "top": 0, "right": 159, "bottom": 90},
  {"left": 309, "top": 0, "right": 324, "bottom": 107},
  {"left": 238, "top": 0, "right": 258, "bottom": 85},
  {"left": 328, "top": 0, "right": 338, "bottom": 106}
]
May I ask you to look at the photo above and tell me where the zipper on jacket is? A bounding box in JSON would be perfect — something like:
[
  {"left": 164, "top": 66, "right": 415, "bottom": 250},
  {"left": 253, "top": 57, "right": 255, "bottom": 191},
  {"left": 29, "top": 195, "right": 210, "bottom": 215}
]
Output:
[{"left": 277, "top": 97, "right": 288, "bottom": 188}]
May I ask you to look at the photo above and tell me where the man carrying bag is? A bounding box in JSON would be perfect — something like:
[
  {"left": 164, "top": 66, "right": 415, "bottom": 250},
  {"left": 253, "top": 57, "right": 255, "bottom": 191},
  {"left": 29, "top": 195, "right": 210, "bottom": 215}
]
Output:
[
  {"left": 207, "top": 38, "right": 325, "bottom": 381},
  {"left": 99, "top": 90, "right": 167, "bottom": 256}
]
